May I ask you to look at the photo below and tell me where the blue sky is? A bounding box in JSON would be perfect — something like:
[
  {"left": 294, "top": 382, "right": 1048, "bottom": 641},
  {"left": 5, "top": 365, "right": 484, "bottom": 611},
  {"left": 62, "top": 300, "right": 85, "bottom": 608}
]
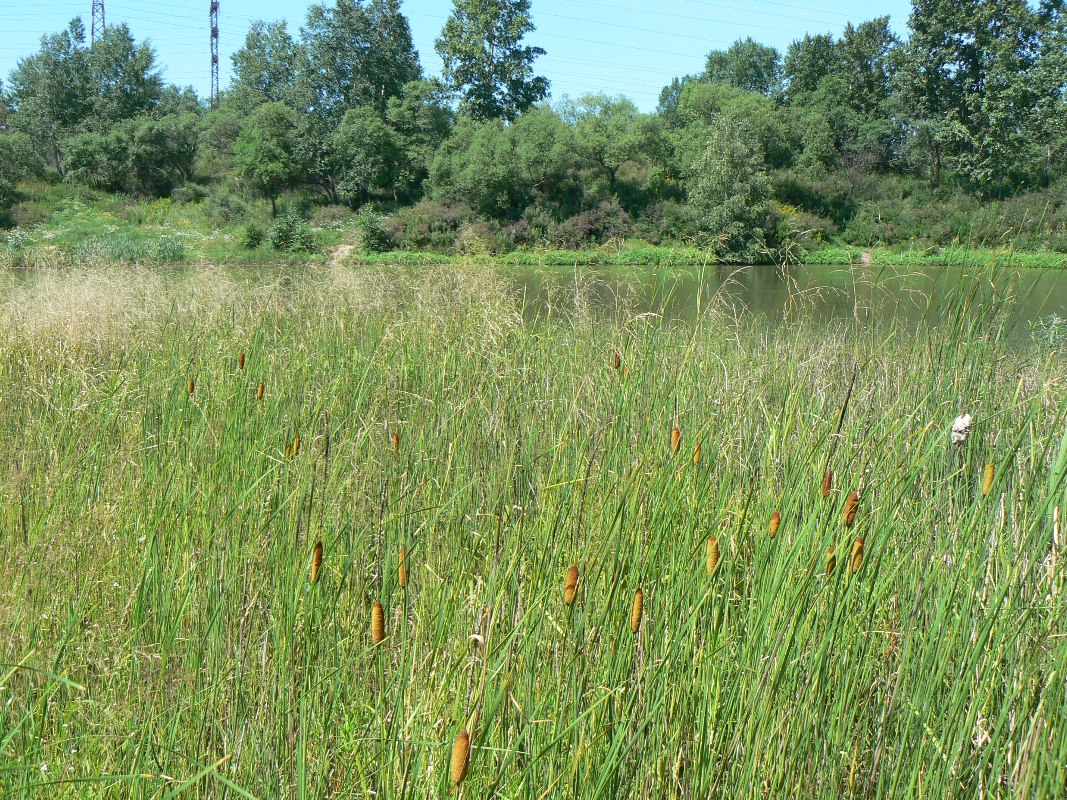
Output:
[{"left": 1, "top": 0, "right": 914, "bottom": 111}]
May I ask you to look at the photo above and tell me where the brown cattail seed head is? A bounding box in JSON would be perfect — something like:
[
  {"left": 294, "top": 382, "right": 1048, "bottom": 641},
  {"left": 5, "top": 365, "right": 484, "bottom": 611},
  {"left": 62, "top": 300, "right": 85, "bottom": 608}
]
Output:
[
  {"left": 310, "top": 540, "right": 323, "bottom": 584},
  {"left": 982, "top": 461, "right": 995, "bottom": 496},
  {"left": 564, "top": 564, "right": 579, "bottom": 605},
  {"left": 238, "top": 351, "right": 245, "bottom": 370},
  {"left": 821, "top": 468, "right": 833, "bottom": 498},
  {"left": 692, "top": 441, "right": 702, "bottom": 466},
  {"left": 623, "top": 366, "right": 631, "bottom": 381},
  {"left": 850, "top": 536, "right": 865, "bottom": 573},
  {"left": 371, "top": 601, "right": 385, "bottom": 644},
  {"left": 706, "top": 536, "right": 720, "bottom": 575},
  {"left": 630, "top": 589, "right": 644, "bottom": 633},
  {"left": 769, "top": 510, "right": 781, "bottom": 539},
  {"left": 391, "top": 431, "right": 400, "bottom": 454},
  {"left": 825, "top": 548, "right": 836, "bottom": 576},
  {"left": 842, "top": 491, "right": 859, "bottom": 528},
  {"left": 256, "top": 382, "right": 265, "bottom": 401},
  {"left": 450, "top": 730, "right": 470, "bottom": 786},
  {"left": 398, "top": 545, "right": 408, "bottom": 588},
  {"left": 671, "top": 426, "right": 681, "bottom": 454},
  {"left": 613, "top": 348, "right": 621, "bottom": 370},
  {"left": 187, "top": 377, "right": 195, "bottom": 396},
  {"left": 293, "top": 434, "right": 301, "bottom": 456}
]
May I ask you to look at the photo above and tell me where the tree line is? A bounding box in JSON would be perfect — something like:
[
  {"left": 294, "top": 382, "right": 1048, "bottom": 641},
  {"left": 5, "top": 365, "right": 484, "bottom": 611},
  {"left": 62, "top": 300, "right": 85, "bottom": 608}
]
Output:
[{"left": 2, "top": 0, "right": 1066, "bottom": 257}]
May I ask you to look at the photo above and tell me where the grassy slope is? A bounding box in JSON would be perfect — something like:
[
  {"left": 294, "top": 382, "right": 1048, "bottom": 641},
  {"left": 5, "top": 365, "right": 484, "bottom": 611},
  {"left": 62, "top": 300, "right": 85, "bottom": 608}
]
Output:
[
  {"left": 3, "top": 184, "right": 1067, "bottom": 268},
  {"left": 1, "top": 264, "right": 1065, "bottom": 798}
]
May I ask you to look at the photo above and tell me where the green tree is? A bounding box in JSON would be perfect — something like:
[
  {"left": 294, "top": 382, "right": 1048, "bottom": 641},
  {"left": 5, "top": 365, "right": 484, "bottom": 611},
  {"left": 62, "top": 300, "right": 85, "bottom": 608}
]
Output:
[
  {"left": 6, "top": 19, "right": 93, "bottom": 170},
  {"left": 301, "top": 0, "right": 421, "bottom": 122},
  {"left": 435, "top": 0, "right": 549, "bottom": 121},
  {"left": 509, "top": 105, "right": 580, "bottom": 213},
  {"left": 898, "top": 0, "right": 1059, "bottom": 191},
  {"left": 428, "top": 118, "right": 525, "bottom": 217},
  {"left": 384, "top": 80, "right": 455, "bottom": 201},
  {"left": 784, "top": 33, "right": 836, "bottom": 96},
  {"left": 86, "top": 23, "right": 163, "bottom": 129},
  {"left": 332, "top": 107, "right": 400, "bottom": 207},
  {"left": 703, "top": 38, "right": 782, "bottom": 96},
  {"left": 689, "top": 115, "right": 775, "bottom": 259},
  {"left": 568, "top": 95, "right": 644, "bottom": 197},
  {"left": 234, "top": 102, "right": 306, "bottom": 215},
  {"left": 0, "top": 133, "right": 44, "bottom": 223},
  {"left": 230, "top": 21, "right": 301, "bottom": 110}
]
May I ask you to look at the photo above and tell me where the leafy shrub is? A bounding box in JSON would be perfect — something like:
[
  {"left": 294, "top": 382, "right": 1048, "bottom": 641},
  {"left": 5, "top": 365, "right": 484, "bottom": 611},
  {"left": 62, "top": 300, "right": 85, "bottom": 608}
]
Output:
[
  {"left": 171, "top": 184, "right": 209, "bottom": 204},
  {"left": 553, "top": 199, "right": 633, "bottom": 249},
  {"left": 268, "top": 210, "right": 316, "bottom": 253},
  {"left": 355, "top": 208, "right": 396, "bottom": 252},
  {"left": 389, "top": 199, "right": 478, "bottom": 251},
  {"left": 206, "top": 189, "right": 249, "bottom": 224},
  {"left": 309, "top": 204, "right": 356, "bottom": 229},
  {"left": 238, "top": 223, "right": 264, "bottom": 249}
]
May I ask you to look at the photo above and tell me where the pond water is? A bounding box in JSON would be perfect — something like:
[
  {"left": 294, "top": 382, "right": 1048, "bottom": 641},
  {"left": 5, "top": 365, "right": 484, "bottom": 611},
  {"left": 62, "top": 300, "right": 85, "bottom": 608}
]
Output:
[{"left": 511, "top": 263, "right": 1067, "bottom": 331}]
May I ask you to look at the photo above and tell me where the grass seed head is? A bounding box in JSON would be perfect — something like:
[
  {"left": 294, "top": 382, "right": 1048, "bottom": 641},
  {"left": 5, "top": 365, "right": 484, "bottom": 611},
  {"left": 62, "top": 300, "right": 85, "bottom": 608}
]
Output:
[
  {"left": 843, "top": 491, "right": 859, "bottom": 527},
  {"left": 238, "top": 351, "right": 245, "bottom": 370},
  {"left": 630, "top": 588, "right": 644, "bottom": 633},
  {"left": 310, "top": 540, "right": 324, "bottom": 584},
  {"left": 564, "top": 564, "right": 579, "bottom": 605},
  {"left": 821, "top": 468, "right": 833, "bottom": 498},
  {"left": 451, "top": 730, "right": 471, "bottom": 786},
  {"left": 707, "top": 536, "right": 720, "bottom": 575},
  {"left": 769, "top": 510, "right": 781, "bottom": 538},
  {"left": 982, "top": 461, "right": 995, "bottom": 495},
  {"left": 692, "top": 441, "right": 702, "bottom": 466},
  {"left": 826, "top": 548, "right": 836, "bottom": 576},
  {"left": 257, "top": 382, "right": 265, "bottom": 401},
  {"left": 371, "top": 601, "right": 385, "bottom": 645},
  {"left": 671, "top": 426, "right": 681, "bottom": 454},
  {"left": 399, "top": 545, "right": 408, "bottom": 588}
]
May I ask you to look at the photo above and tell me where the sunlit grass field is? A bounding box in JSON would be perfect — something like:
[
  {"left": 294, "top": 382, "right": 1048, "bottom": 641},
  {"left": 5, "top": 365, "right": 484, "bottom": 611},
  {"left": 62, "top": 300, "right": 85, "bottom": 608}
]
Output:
[{"left": 1, "top": 264, "right": 1065, "bottom": 798}]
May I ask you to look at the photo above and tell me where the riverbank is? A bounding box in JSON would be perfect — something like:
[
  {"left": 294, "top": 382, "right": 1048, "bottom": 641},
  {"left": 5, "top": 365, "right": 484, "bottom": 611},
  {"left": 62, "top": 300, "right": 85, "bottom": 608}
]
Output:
[{"left": 2, "top": 190, "right": 1066, "bottom": 269}]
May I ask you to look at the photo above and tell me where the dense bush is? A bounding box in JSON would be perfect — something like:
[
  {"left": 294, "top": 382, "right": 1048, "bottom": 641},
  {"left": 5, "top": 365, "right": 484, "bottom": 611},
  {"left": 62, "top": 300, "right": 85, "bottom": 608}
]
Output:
[
  {"left": 268, "top": 210, "right": 315, "bottom": 252},
  {"left": 238, "top": 222, "right": 264, "bottom": 249},
  {"left": 355, "top": 208, "right": 396, "bottom": 252}
]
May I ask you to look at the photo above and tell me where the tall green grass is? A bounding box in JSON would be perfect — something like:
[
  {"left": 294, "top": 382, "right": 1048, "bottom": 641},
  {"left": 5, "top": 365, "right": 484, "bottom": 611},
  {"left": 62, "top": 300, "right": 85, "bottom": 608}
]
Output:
[{"left": 0, "top": 263, "right": 1065, "bottom": 798}]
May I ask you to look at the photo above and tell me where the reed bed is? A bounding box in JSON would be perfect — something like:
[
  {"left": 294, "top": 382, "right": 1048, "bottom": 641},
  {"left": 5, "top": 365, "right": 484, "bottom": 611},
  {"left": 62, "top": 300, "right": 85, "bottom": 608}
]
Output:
[{"left": 0, "top": 263, "right": 1065, "bottom": 798}]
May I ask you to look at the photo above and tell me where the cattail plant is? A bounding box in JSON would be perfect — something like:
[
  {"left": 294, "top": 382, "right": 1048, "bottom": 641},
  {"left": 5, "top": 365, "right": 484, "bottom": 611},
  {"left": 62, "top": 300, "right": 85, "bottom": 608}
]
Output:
[
  {"left": 707, "top": 536, "right": 720, "bottom": 575},
  {"left": 692, "top": 442, "right": 702, "bottom": 466},
  {"left": 842, "top": 491, "right": 859, "bottom": 528},
  {"left": 371, "top": 601, "right": 385, "bottom": 645},
  {"left": 630, "top": 588, "right": 644, "bottom": 633},
  {"left": 399, "top": 545, "right": 408, "bottom": 588},
  {"left": 769, "top": 510, "right": 781, "bottom": 538},
  {"left": 293, "top": 434, "right": 301, "bottom": 457},
  {"left": 238, "top": 351, "right": 245, "bottom": 370},
  {"left": 671, "top": 426, "right": 681, "bottom": 454},
  {"left": 450, "top": 730, "right": 471, "bottom": 786},
  {"left": 850, "top": 537, "right": 865, "bottom": 573},
  {"left": 821, "top": 468, "right": 833, "bottom": 498},
  {"left": 564, "top": 564, "right": 579, "bottom": 605},
  {"left": 613, "top": 348, "right": 621, "bottom": 370},
  {"left": 310, "top": 540, "right": 324, "bottom": 584},
  {"left": 623, "top": 366, "right": 631, "bottom": 381},
  {"left": 825, "top": 548, "right": 836, "bottom": 576},
  {"left": 982, "top": 461, "right": 995, "bottom": 495},
  {"left": 392, "top": 431, "right": 400, "bottom": 454},
  {"left": 187, "top": 377, "right": 195, "bottom": 396},
  {"left": 256, "top": 382, "right": 265, "bottom": 401}
]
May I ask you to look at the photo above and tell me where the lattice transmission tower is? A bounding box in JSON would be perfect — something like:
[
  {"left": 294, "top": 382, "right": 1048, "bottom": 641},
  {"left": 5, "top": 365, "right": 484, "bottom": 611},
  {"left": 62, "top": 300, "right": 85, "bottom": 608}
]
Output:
[
  {"left": 91, "top": 0, "right": 106, "bottom": 44},
  {"left": 210, "top": 0, "right": 220, "bottom": 108}
]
